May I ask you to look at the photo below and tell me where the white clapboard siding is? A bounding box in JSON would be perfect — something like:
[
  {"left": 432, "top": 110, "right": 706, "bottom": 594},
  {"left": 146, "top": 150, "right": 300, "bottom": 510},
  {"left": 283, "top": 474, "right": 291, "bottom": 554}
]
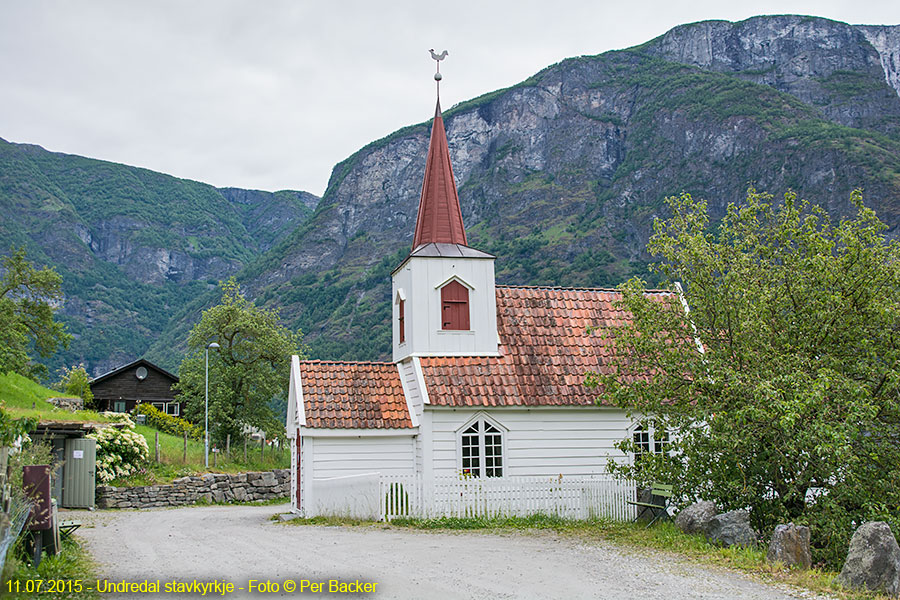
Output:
[
  {"left": 380, "top": 474, "right": 636, "bottom": 522},
  {"left": 429, "top": 408, "right": 634, "bottom": 478},
  {"left": 392, "top": 255, "right": 499, "bottom": 362},
  {"left": 310, "top": 436, "right": 415, "bottom": 479}
]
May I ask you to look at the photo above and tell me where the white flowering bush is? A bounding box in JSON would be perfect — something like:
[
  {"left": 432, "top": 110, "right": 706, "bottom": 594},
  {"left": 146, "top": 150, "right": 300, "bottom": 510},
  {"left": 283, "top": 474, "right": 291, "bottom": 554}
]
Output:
[
  {"left": 100, "top": 411, "right": 135, "bottom": 427},
  {"left": 88, "top": 424, "right": 149, "bottom": 483}
]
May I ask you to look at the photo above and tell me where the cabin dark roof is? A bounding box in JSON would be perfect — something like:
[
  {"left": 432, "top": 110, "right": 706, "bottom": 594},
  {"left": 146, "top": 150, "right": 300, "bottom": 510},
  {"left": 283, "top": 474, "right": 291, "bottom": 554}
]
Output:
[{"left": 91, "top": 358, "right": 178, "bottom": 385}]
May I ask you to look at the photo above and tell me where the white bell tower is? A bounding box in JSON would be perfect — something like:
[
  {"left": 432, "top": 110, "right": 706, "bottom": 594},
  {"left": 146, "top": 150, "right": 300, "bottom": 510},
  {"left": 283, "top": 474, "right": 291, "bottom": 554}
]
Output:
[{"left": 391, "top": 92, "right": 498, "bottom": 362}]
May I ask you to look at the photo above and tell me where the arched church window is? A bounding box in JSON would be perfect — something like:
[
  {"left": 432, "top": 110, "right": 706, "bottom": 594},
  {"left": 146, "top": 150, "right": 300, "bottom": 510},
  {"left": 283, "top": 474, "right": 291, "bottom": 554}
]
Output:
[{"left": 459, "top": 418, "right": 503, "bottom": 477}]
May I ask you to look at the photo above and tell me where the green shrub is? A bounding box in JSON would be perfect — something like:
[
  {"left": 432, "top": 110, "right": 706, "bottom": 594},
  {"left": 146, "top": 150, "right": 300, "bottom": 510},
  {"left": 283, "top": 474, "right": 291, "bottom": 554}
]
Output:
[
  {"left": 8, "top": 439, "right": 57, "bottom": 493},
  {"left": 136, "top": 403, "right": 202, "bottom": 441},
  {"left": 3, "top": 538, "right": 100, "bottom": 600}
]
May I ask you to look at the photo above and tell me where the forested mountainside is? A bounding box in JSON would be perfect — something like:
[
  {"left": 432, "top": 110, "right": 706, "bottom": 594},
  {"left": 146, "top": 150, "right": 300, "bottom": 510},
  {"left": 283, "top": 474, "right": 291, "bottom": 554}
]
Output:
[
  {"left": 0, "top": 137, "right": 318, "bottom": 375},
  {"left": 185, "top": 15, "right": 899, "bottom": 364},
  {"left": 5, "top": 15, "right": 900, "bottom": 374}
]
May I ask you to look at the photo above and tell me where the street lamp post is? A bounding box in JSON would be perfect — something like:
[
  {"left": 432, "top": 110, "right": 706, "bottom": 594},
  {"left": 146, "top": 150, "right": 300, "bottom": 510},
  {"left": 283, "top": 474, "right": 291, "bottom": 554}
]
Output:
[{"left": 205, "top": 342, "right": 220, "bottom": 468}]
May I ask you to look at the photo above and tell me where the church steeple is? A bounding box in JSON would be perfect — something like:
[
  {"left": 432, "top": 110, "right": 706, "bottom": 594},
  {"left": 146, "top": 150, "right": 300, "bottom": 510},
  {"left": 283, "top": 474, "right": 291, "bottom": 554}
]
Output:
[
  {"left": 411, "top": 99, "right": 467, "bottom": 249},
  {"left": 392, "top": 53, "right": 498, "bottom": 363}
]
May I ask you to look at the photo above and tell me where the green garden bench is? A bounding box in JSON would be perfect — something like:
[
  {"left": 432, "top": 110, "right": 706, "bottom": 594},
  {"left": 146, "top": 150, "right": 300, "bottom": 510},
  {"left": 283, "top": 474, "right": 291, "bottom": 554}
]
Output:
[
  {"left": 58, "top": 520, "right": 82, "bottom": 541},
  {"left": 626, "top": 483, "right": 673, "bottom": 527}
]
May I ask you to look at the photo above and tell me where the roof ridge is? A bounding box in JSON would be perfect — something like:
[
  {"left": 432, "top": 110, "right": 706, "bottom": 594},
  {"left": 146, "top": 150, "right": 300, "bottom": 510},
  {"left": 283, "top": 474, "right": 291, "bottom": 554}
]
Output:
[
  {"left": 495, "top": 284, "right": 673, "bottom": 293},
  {"left": 90, "top": 357, "right": 179, "bottom": 384},
  {"left": 301, "top": 359, "right": 396, "bottom": 366}
]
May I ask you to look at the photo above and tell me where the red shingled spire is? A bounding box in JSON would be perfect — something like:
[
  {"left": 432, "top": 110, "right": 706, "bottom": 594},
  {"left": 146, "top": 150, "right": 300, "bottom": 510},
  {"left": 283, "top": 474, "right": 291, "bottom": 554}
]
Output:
[{"left": 412, "top": 100, "right": 467, "bottom": 249}]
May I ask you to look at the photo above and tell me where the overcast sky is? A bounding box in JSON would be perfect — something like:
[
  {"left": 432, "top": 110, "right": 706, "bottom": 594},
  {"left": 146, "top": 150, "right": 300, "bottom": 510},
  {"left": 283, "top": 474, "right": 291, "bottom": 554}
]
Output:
[{"left": 1, "top": 1, "right": 898, "bottom": 196}]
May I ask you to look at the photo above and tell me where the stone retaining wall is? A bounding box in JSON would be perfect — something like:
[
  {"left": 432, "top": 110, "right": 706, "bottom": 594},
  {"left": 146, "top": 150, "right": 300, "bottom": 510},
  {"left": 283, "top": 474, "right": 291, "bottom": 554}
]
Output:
[{"left": 96, "top": 469, "right": 291, "bottom": 509}]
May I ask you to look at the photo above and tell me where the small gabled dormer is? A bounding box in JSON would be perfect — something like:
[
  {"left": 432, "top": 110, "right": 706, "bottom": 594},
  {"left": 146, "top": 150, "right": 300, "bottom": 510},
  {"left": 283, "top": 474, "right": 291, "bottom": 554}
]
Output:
[{"left": 392, "top": 96, "right": 498, "bottom": 362}]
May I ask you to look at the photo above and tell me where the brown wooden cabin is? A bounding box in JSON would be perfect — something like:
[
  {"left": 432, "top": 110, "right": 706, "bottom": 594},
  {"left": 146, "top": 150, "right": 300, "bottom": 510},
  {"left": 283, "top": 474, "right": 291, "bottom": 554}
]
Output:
[{"left": 91, "top": 358, "right": 182, "bottom": 417}]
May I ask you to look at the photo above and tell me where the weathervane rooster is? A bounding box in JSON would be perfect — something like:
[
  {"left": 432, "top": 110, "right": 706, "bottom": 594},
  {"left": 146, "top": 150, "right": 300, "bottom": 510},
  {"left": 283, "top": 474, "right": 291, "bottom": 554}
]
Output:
[
  {"left": 429, "top": 49, "right": 448, "bottom": 98},
  {"left": 430, "top": 49, "right": 448, "bottom": 76}
]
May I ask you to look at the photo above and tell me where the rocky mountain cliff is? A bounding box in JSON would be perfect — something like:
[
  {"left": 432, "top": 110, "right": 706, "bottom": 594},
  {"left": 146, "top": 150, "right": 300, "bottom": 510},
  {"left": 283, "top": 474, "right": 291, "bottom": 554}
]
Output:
[
  {"left": 643, "top": 16, "right": 900, "bottom": 135},
  {"left": 6, "top": 15, "right": 900, "bottom": 375},
  {"left": 0, "top": 138, "right": 318, "bottom": 375},
  {"left": 211, "top": 15, "right": 900, "bottom": 363}
]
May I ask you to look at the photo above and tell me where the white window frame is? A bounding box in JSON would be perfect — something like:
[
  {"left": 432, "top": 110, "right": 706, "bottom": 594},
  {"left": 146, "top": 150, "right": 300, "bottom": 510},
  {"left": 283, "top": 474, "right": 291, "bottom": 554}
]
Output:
[
  {"left": 455, "top": 413, "right": 507, "bottom": 478},
  {"left": 629, "top": 419, "right": 669, "bottom": 465},
  {"left": 167, "top": 403, "right": 180, "bottom": 417}
]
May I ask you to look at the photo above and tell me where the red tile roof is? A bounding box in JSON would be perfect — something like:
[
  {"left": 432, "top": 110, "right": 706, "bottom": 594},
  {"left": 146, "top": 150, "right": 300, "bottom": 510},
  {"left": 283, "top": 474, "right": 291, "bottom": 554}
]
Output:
[
  {"left": 419, "top": 285, "right": 672, "bottom": 407},
  {"left": 299, "top": 361, "right": 413, "bottom": 429}
]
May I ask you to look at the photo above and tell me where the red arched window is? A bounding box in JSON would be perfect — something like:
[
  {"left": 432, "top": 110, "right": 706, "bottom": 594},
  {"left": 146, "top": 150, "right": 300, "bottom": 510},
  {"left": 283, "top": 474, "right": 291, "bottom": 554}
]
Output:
[
  {"left": 398, "top": 299, "right": 405, "bottom": 343},
  {"left": 441, "top": 280, "right": 469, "bottom": 330}
]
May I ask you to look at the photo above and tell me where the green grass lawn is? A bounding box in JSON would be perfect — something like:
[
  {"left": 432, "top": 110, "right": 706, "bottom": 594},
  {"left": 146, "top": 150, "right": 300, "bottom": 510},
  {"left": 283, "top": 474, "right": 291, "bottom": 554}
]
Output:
[
  {"left": 108, "top": 425, "right": 291, "bottom": 487},
  {"left": 0, "top": 371, "right": 112, "bottom": 423},
  {"left": 1, "top": 372, "right": 289, "bottom": 487}
]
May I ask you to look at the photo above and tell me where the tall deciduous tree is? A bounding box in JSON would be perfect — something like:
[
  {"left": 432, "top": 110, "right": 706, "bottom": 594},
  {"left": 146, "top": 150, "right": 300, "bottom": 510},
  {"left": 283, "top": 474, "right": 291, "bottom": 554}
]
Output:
[
  {"left": 0, "top": 247, "right": 71, "bottom": 378},
  {"left": 55, "top": 364, "right": 94, "bottom": 407},
  {"left": 589, "top": 189, "right": 900, "bottom": 567},
  {"left": 175, "top": 278, "right": 305, "bottom": 444}
]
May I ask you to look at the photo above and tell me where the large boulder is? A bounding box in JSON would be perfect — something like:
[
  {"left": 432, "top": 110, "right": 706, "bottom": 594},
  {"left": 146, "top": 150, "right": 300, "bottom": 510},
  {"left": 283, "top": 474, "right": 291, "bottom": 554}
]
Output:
[
  {"left": 836, "top": 521, "right": 900, "bottom": 597},
  {"left": 705, "top": 509, "right": 757, "bottom": 548},
  {"left": 767, "top": 523, "right": 812, "bottom": 569},
  {"left": 676, "top": 501, "right": 717, "bottom": 535}
]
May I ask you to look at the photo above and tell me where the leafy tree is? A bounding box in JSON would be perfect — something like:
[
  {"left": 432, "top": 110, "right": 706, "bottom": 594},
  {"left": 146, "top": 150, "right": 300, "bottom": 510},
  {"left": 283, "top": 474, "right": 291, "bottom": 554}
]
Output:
[
  {"left": 589, "top": 189, "right": 900, "bottom": 567},
  {"left": 175, "top": 278, "right": 306, "bottom": 445},
  {"left": 55, "top": 364, "right": 94, "bottom": 407},
  {"left": 0, "top": 408, "right": 34, "bottom": 446},
  {"left": 0, "top": 247, "right": 71, "bottom": 378}
]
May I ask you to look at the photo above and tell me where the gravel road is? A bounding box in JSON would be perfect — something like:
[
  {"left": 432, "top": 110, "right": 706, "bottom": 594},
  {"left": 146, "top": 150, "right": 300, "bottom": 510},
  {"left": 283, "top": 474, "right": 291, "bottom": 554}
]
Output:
[{"left": 69, "top": 503, "right": 829, "bottom": 600}]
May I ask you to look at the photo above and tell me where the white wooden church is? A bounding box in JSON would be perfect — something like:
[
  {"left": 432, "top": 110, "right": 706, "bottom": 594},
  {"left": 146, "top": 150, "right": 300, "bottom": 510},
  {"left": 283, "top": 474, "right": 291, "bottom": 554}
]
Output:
[{"left": 285, "top": 88, "right": 667, "bottom": 520}]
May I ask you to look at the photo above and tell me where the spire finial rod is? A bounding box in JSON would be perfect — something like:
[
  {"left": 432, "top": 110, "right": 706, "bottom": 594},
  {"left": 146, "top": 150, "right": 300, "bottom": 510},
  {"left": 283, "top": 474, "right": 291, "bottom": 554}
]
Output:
[{"left": 429, "top": 49, "right": 448, "bottom": 100}]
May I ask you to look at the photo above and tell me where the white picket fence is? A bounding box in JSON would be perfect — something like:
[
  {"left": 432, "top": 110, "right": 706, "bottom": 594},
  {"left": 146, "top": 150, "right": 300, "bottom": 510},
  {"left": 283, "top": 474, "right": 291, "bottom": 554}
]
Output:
[
  {"left": 307, "top": 472, "right": 382, "bottom": 520},
  {"left": 307, "top": 473, "right": 636, "bottom": 522}
]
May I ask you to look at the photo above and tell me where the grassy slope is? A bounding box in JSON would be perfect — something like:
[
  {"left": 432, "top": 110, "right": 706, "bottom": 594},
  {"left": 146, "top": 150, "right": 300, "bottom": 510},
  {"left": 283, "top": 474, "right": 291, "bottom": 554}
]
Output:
[
  {"left": 111, "top": 424, "right": 290, "bottom": 486},
  {"left": 0, "top": 372, "right": 111, "bottom": 423}
]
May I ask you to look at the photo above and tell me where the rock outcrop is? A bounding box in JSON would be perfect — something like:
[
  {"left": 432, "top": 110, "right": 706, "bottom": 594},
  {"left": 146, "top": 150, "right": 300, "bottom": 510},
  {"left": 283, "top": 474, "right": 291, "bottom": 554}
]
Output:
[
  {"left": 858, "top": 25, "right": 900, "bottom": 98},
  {"left": 643, "top": 16, "right": 900, "bottom": 135}
]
